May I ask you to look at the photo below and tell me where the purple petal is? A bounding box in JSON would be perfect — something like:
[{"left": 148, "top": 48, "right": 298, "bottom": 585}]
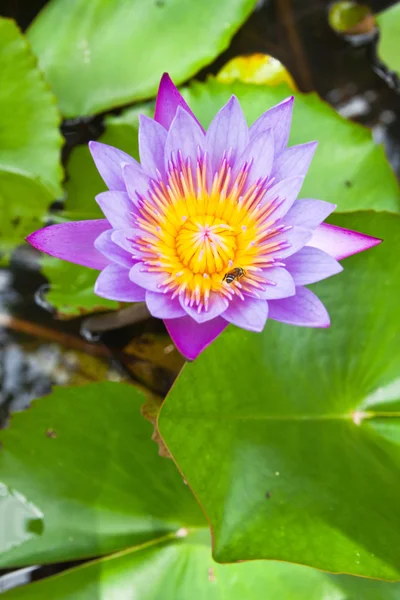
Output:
[
  {"left": 205, "top": 96, "right": 249, "bottom": 172},
  {"left": 111, "top": 229, "right": 137, "bottom": 253},
  {"left": 123, "top": 162, "right": 152, "bottom": 206},
  {"left": 180, "top": 292, "right": 228, "bottom": 323},
  {"left": 255, "top": 267, "right": 296, "bottom": 300},
  {"left": 94, "top": 230, "right": 134, "bottom": 268},
  {"left": 145, "top": 291, "right": 186, "bottom": 318},
  {"left": 307, "top": 223, "right": 382, "bottom": 260},
  {"left": 129, "top": 263, "right": 166, "bottom": 292},
  {"left": 164, "top": 316, "right": 227, "bottom": 360},
  {"left": 26, "top": 220, "right": 110, "bottom": 270},
  {"left": 89, "top": 141, "right": 134, "bottom": 191},
  {"left": 164, "top": 106, "right": 205, "bottom": 171},
  {"left": 267, "top": 225, "right": 313, "bottom": 259},
  {"left": 139, "top": 114, "right": 167, "bottom": 178},
  {"left": 285, "top": 247, "right": 343, "bottom": 285},
  {"left": 282, "top": 199, "right": 336, "bottom": 229},
  {"left": 222, "top": 297, "right": 268, "bottom": 332},
  {"left": 95, "top": 264, "right": 146, "bottom": 302},
  {"left": 250, "top": 96, "right": 294, "bottom": 154},
  {"left": 238, "top": 128, "right": 274, "bottom": 183},
  {"left": 272, "top": 141, "right": 318, "bottom": 181},
  {"left": 268, "top": 286, "right": 330, "bottom": 327},
  {"left": 154, "top": 73, "right": 205, "bottom": 133},
  {"left": 95, "top": 191, "right": 137, "bottom": 230},
  {"left": 261, "top": 176, "right": 305, "bottom": 221}
]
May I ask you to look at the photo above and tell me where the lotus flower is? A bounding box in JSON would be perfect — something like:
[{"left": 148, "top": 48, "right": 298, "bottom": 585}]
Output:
[{"left": 27, "top": 74, "right": 381, "bottom": 360}]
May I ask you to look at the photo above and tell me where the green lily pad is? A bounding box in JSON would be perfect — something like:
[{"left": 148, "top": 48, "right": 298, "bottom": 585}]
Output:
[
  {"left": 0, "top": 18, "right": 63, "bottom": 260},
  {"left": 376, "top": 3, "right": 400, "bottom": 76},
  {"left": 181, "top": 78, "right": 400, "bottom": 213},
  {"left": 159, "top": 211, "right": 400, "bottom": 579},
  {"left": 0, "top": 482, "right": 43, "bottom": 553},
  {"left": 0, "top": 383, "right": 205, "bottom": 568},
  {"left": 27, "top": 0, "right": 259, "bottom": 117}
]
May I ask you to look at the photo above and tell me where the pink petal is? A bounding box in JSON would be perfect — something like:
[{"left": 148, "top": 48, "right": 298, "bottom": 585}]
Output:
[
  {"left": 307, "top": 223, "right": 382, "bottom": 260},
  {"left": 139, "top": 114, "right": 167, "bottom": 178},
  {"left": 26, "top": 220, "right": 110, "bottom": 270},
  {"left": 222, "top": 297, "right": 268, "bottom": 331},
  {"left": 123, "top": 162, "right": 152, "bottom": 206},
  {"left": 205, "top": 96, "right": 249, "bottom": 172},
  {"left": 164, "top": 316, "right": 228, "bottom": 360},
  {"left": 164, "top": 106, "right": 205, "bottom": 171},
  {"left": 154, "top": 73, "right": 205, "bottom": 132},
  {"left": 179, "top": 292, "right": 228, "bottom": 323},
  {"left": 129, "top": 262, "right": 166, "bottom": 292},
  {"left": 285, "top": 247, "right": 343, "bottom": 285},
  {"left": 250, "top": 96, "right": 294, "bottom": 154},
  {"left": 267, "top": 225, "right": 313, "bottom": 259},
  {"left": 268, "top": 286, "right": 330, "bottom": 327},
  {"left": 261, "top": 176, "right": 305, "bottom": 221},
  {"left": 88, "top": 141, "right": 135, "bottom": 191},
  {"left": 145, "top": 291, "right": 186, "bottom": 318},
  {"left": 272, "top": 141, "right": 318, "bottom": 181},
  {"left": 255, "top": 267, "right": 296, "bottom": 300},
  {"left": 282, "top": 199, "right": 336, "bottom": 229},
  {"left": 94, "top": 230, "right": 134, "bottom": 268},
  {"left": 237, "top": 128, "right": 275, "bottom": 185},
  {"left": 95, "top": 264, "right": 146, "bottom": 302},
  {"left": 95, "top": 191, "right": 137, "bottom": 229}
]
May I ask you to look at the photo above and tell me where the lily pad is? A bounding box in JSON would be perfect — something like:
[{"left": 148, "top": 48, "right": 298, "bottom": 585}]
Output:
[
  {"left": 0, "top": 18, "right": 63, "bottom": 259},
  {"left": 27, "top": 0, "right": 259, "bottom": 117},
  {"left": 158, "top": 211, "right": 400, "bottom": 579},
  {"left": 0, "top": 482, "right": 43, "bottom": 554},
  {"left": 376, "top": 3, "right": 400, "bottom": 76},
  {"left": 182, "top": 78, "right": 400, "bottom": 213},
  {"left": 0, "top": 383, "right": 205, "bottom": 567}
]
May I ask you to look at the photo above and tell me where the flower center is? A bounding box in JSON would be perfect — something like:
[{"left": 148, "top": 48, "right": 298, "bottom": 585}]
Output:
[
  {"left": 133, "top": 151, "right": 289, "bottom": 311},
  {"left": 175, "top": 216, "right": 236, "bottom": 274}
]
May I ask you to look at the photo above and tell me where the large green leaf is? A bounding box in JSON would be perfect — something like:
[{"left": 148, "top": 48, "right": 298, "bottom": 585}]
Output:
[
  {"left": 0, "top": 483, "right": 43, "bottom": 553},
  {"left": 182, "top": 79, "right": 400, "bottom": 213},
  {"left": 0, "top": 18, "right": 63, "bottom": 259},
  {"left": 0, "top": 383, "right": 205, "bottom": 568},
  {"left": 376, "top": 3, "right": 400, "bottom": 76},
  {"left": 27, "top": 0, "right": 258, "bottom": 117},
  {"left": 3, "top": 531, "right": 400, "bottom": 599},
  {"left": 159, "top": 211, "right": 400, "bottom": 579}
]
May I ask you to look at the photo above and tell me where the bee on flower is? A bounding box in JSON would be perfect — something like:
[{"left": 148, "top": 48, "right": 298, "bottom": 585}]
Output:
[{"left": 27, "top": 74, "right": 381, "bottom": 360}]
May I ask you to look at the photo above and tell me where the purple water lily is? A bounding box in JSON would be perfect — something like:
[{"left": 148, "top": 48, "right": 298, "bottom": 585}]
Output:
[{"left": 27, "top": 74, "right": 381, "bottom": 360}]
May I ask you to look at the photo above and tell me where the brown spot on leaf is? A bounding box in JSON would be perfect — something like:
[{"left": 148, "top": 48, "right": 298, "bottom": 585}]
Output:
[
  {"left": 46, "top": 428, "right": 57, "bottom": 439},
  {"left": 266, "top": 491, "right": 272, "bottom": 499},
  {"left": 208, "top": 567, "right": 216, "bottom": 582}
]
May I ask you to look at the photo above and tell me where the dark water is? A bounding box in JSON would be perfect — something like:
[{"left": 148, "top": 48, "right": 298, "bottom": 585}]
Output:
[{"left": 1, "top": 0, "right": 399, "bottom": 590}]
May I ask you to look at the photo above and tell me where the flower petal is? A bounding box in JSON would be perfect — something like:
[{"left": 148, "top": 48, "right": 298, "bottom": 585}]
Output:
[
  {"left": 154, "top": 73, "right": 205, "bottom": 132},
  {"left": 206, "top": 96, "right": 249, "bottom": 172},
  {"left": 95, "top": 191, "right": 137, "bottom": 229},
  {"left": 268, "top": 286, "right": 330, "bottom": 327},
  {"left": 272, "top": 141, "right": 318, "bottom": 181},
  {"left": 129, "top": 262, "right": 166, "bottom": 292},
  {"left": 267, "top": 225, "right": 313, "bottom": 259},
  {"left": 282, "top": 199, "right": 336, "bottom": 229},
  {"left": 123, "top": 162, "right": 152, "bottom": 205},
  {"left": 255, "top": 267, "right": 296, "bottom": 299},
  {"left": 222, "top": 297, "right": 268, "bottom": 332},
  {"left": 180, "top": 292, "right": 228, "bottom": 323},
  {"left": 164, "top": 106, "right": 205, "bottom": 170},
  {"left": 285, "top": 247, "right": 343, "bottom": 285},
  {"left": 94, "top": 230, "right": 134, "bottom": 268},
  {"left": 139, "top": 114, "right": 167, "bottom": 178},
  {"left": 145, "top": 291, "right": 186, "bottom": 319},
  {"left": 88, "top": 141, "right": 134, "bottom": 191},
  {"left": 250, "top": 96, "right": 294, "bottom": 154},
  {"left": 95, "top": 264, "right": 145, "bottom": 302},
  {"left": 26, "top": 220, "right": 110, "bottom": 270},
  {"left": 238, "top": 128, "right": 274, "bottom": 183},
  {"left": 111, "top": 229, "right": 136, "bottom": 254},
  {"left": 261, "top": 176, "right": 305, "bottom": 221},
  {"left": 164, "top": 316, "right": 227, "bottom": 360},
  {"left": 307, "top": 223, "right": 382, "bottom": 260}
]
